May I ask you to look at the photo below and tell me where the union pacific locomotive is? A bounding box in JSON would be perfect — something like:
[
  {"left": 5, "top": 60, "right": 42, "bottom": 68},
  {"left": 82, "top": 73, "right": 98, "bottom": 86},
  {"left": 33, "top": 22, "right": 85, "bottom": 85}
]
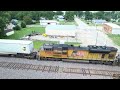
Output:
[{"left": 38, "top": 43, "right": 120, "bottom": 65}]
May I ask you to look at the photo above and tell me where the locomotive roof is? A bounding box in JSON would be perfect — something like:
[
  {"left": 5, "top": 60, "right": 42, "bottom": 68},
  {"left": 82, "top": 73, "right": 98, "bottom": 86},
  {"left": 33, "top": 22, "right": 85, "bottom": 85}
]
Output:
[
  {"left": 88, "top": 45, "right": 118, "bottom": 51},
  {"left": 42, "top": 44, "right": 118, "bottom": 52}
]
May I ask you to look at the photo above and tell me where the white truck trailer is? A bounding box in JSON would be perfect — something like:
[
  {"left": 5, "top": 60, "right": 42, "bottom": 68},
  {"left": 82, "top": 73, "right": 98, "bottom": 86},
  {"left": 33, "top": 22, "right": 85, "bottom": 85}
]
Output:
[{"left": 0, "top": 39, "right": 37, "bottom": 59}]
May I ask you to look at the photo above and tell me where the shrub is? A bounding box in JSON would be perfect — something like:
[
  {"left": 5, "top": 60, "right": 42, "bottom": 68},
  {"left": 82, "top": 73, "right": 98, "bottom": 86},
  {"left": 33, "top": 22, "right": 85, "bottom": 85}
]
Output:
[
  {"left": 23, "top": 16, "right": 32, "bottom": 25},
  {"left": 13, "top": 25, "right": 21, "bottom": 30},
  {"left": 21, "top": 21, "right": 26, "bottom": 28}
]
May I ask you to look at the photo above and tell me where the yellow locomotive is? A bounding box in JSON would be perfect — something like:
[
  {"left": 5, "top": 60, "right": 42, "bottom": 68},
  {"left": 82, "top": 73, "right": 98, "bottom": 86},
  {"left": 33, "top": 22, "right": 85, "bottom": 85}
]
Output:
[{"left": 37, "top": 44, "right": 119, "bottom": 65}]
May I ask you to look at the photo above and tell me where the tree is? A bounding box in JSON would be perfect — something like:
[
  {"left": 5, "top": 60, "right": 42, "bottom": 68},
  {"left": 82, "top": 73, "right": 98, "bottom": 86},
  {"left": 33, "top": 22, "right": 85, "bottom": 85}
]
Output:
[
  {"left": 55, "top": 11, "right": 63, "bottom": 15},
  {"left": 64, "top": 11, "right": 75, "bottom": 21},
  {"left": 23, "top": 16, "right": 32, "bottom": 25},
  {"left": 85, "top": 11, "right": 93, "bottom": 20},
  {"left": 0, "top": 11, "right": 11, "bottom": 38},
  {"left": 13, "top": 25, "right": 21, "bottom": 30},
  {"left": 21, "top": 21, "right": 26, "bottom": 28},
  {"left": 0, "top": 17, "right": 6, "bottom": 37},
  {"left": 74, "top": 11, "right": 84, "bottom": 17}
]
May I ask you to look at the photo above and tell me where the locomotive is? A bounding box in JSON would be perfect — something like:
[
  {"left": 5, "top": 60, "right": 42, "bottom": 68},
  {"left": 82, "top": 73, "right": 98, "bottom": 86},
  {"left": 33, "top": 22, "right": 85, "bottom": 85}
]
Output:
[
  {"left": 38, "top": 43, "right": 120, "bottom": 65},
  {"left": 0, "top": 39, "right": 120, "bottom": 65}
]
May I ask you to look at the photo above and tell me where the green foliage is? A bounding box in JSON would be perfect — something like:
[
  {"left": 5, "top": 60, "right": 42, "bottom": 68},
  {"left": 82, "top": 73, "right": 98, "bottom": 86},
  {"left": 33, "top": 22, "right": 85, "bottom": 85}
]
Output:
[
  {"left": 118, "top": 19, "right": 120, "bottom": 22},
  {"left": 85, "top": 11, "right": 93, "bottom": 20},
  {"left": 23, "top": 16, "right": 32, "bottom": 25},
  {"left": 13, "top": 25, "right": 21, "bottom": 30},
  {"left": 0, "top": 12, "right": 10, "bottom": 38},
  {"left": 64, "top": 11, "right": 75, "bottom": 21},
  {"left": 21, "top": 21, "right": 26, "bottom": 28},
  {"left": 55, "top": 11, "right": 63, "bottom": 15},
  {"left": 74, "top": 11, "right": 84, "bottom": 17}
]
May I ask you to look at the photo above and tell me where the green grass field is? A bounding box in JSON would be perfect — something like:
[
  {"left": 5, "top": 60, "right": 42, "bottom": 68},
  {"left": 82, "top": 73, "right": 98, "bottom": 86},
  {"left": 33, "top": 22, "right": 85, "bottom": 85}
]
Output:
[
  {"left": 33, "top": 40, "right": 81, "bottom": 50},
  {"left": 108, "top": 34, "right": 120, "bottom": 46},
  {"left": 59, "top": 21, "right": 77, "bottom": 25},
  {"left": 33, "top": 40, "right": 59, "bottom": 50},
  {"left": 5, "top": 27, "right": 45, "bottom": 40}
]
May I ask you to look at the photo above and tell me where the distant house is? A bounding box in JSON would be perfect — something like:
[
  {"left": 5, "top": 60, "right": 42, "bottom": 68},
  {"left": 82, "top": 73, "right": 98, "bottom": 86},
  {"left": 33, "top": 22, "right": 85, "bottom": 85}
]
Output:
[
  {"left": 57, "top": 15, "right": 64, "bottom": 21},
  {"left": 45, "top": 25, "right": 77, "bottom": 37},
  {"left": 11, "top": 19, "right": 18, "bottom": 25},
  {"left": 4, "top": 23, "right": 15, "bottom": 36},
  {"left": 92, "top": 19, "right": 107, "bottom": 24},
  {"left": 103, "top": 23, "right": 120, "bottom": 34},
  {"left": 40, "top": 20, "right": 59, "bottom": 27}
]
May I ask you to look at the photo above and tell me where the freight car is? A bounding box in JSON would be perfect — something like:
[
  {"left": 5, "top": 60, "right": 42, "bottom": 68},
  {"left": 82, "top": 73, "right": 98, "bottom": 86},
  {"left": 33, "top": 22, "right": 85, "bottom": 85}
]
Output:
[
  {"left": 0, "top": 39, "right": 37, "bottom": 59},
  {"left": 38, "top": 43, "right": 120, "bottom": 65}
]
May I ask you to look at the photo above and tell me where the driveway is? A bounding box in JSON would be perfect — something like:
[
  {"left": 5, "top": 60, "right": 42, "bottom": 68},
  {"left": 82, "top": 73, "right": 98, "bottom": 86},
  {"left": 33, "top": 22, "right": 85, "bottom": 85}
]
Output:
[{"left": 75, "top": 17, "right": 120, "bottom": 52}]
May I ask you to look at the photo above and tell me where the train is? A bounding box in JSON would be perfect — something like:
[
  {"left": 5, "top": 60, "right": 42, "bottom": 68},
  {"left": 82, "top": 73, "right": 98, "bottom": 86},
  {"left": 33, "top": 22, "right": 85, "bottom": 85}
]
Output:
[{"left": 0, "top": 39, "right": 120, "bottom": 65}]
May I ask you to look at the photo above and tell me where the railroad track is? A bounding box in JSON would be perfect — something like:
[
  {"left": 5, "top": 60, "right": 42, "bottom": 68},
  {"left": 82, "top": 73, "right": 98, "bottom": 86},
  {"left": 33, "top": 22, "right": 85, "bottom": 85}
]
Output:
[{"left": 0, "top": 61, "right": 120, "bottom": 78}]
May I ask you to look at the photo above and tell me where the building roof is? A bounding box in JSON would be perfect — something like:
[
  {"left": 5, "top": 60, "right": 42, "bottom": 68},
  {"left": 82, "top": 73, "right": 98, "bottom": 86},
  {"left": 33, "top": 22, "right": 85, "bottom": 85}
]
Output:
[
  {"left": 46, "top": 25, "right": 77, "bottom": 31},
  {"left": 40, "top": 20, "right": 59, "bottom": 23},
  {"left": 104, "top": 23, "right": 120, "bottom": 28},
  {"left": 58, "top": 15, "right": 64, "bottom": 19},
  {"left": 0, "top": 39, "right": 32, "bottom": 45},
  {"left": 92, "top": 19, "right": 107, "bottom": 23}
]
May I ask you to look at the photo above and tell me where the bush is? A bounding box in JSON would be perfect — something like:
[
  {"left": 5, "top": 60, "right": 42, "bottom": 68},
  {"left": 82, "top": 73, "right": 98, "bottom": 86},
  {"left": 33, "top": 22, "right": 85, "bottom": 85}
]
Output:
[
  {"left": 13, "top": 25, "right": 21, "bottom": 30},
  {"left": 23, "top": 16, "right": 32, "bottom": 25},
  {"left": 21, "top": 21, "right": 26, "bottom": 28},
  {"left": 118, "top": 19, "right": 120, "bottom": 22}
]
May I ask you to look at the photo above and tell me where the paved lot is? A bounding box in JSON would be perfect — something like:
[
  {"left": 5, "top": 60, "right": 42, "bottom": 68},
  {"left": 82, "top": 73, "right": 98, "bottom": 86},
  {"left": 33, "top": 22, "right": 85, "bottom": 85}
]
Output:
[
  {"left": 30, "top": 35, "right": 81, "bottom": 43},
  {"left": 75, "top": 18, "right": 120, "bottom": 52},
  {"left": 0, "top": 57, "right": 120, "bottom": 79}
]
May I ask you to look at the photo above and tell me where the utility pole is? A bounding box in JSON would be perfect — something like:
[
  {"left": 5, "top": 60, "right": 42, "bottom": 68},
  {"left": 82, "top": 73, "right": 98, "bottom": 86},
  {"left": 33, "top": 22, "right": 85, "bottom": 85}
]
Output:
[
  {"left": 95, "top": 23, "right": 98, "bottom": 46},
  {"left": 67, "top": 35, "right": 68, "bottom": 43}
]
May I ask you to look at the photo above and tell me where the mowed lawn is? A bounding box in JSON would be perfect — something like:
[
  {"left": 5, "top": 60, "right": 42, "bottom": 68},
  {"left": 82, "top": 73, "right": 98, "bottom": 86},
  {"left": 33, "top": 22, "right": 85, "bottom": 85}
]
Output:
[
  {"left": 108, "top": 34, "right": 120, "bottom": 46},
  {"left": 5, "top": 27, "right": 45, "bottom": 40},
  {"left": 33, "top": 40, "right": 81, "bottom": 50},
  {"left": 33, "top": 40, "right": 58, "bottom": 50},
  {"left": 59, "top": 21, "right": 77, "bottom": 25}
]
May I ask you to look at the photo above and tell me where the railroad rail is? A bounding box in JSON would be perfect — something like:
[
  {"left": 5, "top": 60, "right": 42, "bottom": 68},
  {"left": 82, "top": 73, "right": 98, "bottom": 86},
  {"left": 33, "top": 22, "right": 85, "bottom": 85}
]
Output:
[{"left": 0, "top": 61, "right": 120, "bottom": 78}]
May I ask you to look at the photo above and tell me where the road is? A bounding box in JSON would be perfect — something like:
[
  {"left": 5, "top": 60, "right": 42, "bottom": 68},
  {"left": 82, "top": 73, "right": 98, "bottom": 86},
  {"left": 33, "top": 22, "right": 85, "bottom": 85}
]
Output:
[{"left": 75, "top": 17, "right": 120, "bottom": 52}]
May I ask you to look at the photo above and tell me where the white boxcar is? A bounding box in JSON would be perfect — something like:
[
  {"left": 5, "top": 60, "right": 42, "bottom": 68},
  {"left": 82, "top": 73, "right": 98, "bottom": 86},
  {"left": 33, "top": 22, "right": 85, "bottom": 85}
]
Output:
[{"left": 0, "top": 39, "right": 34, "bottom": 54}]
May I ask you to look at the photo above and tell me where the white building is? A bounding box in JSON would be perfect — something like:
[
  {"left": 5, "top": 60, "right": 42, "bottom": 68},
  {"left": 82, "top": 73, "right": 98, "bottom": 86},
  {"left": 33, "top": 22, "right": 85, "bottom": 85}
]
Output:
[
  {"left": 103, "top": 23, "right": 120, "bottom": 34},
  {"left": 92, "top": 19, "right": 107, "bottom": 24},
  {"left": 45, "top": 25, "right": 77, "bottom": 37},
  {"left": 57, "top": 15, "right": 64, "bottom": 21},
  {"left": 4, "top": 23, "right": 15, "bottom": 36},
  {"left": 40, "top": 20, "right": 59, "bottom": 27}
]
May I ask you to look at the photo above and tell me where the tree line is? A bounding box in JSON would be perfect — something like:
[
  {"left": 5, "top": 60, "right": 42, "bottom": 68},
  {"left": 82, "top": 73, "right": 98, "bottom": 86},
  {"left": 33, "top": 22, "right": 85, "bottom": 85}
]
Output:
[{"left": 1, "top": 11, "right": 120, "bottom": 38}]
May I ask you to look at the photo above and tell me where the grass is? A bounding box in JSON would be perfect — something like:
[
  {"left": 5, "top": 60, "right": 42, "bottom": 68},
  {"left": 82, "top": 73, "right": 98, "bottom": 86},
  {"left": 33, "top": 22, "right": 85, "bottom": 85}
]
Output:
[
  {"left": 33, "top": 40, "right": 81, "bottom": 50},
  {"left": 5, "top": 27, "right": 45, "bottom": 40},
  {"left": 33, "top": 40, "right": 59, "bottom": 50},
  {"left": 108, "top": 34, "right": 120, "bottom": 46},
  {"left": 65, "top": 42, "right": 81, "bottom": 46},
  {"left": 59, "top": 21, "right": 78, "bottom": 25}
]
